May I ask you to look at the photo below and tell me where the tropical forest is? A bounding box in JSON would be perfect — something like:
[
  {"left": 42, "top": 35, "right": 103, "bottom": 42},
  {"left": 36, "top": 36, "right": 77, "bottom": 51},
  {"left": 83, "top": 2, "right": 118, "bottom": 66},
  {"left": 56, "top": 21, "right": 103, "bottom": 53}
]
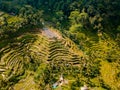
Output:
[{"left": 0, "top": 0, "right": 120, "bottom": 90}]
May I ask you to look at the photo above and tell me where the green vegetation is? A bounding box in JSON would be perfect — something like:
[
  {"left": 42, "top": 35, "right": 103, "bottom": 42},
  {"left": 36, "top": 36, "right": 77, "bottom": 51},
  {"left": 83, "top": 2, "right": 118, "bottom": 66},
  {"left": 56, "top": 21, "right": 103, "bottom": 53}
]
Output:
[{"left": 0, "top": 0, "right": 120, "bottom": 90}]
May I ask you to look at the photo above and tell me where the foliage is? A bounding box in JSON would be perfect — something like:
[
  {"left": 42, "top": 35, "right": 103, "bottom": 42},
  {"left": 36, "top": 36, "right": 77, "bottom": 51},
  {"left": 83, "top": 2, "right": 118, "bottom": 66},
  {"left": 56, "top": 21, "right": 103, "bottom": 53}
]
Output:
[{"left": 0, "top": 0, "right": 120, "bottom": 89}]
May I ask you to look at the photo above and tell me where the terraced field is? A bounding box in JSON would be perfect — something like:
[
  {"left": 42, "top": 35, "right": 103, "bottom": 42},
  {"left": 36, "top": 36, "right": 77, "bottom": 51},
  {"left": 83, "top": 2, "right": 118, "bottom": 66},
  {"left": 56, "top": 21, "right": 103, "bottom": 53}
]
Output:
[
  {"left": 0, "top": 28, "right": 84, "bottom": 89},
  {"left": 48, "top": 40, "right": 82, "bottom": 66}
]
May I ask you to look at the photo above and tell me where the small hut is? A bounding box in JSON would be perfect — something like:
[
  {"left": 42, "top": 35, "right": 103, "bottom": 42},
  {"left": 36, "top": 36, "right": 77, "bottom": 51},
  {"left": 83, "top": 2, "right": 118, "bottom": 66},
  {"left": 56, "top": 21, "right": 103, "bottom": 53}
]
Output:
[{"left": 81, "top": 85, "right": 88, "bottom": 90}]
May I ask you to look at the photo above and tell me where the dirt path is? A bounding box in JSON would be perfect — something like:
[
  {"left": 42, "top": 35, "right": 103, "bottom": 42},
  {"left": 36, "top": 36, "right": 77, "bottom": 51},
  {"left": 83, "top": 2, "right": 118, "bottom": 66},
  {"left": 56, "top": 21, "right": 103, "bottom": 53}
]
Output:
[{"left": 42, "top": 28, "right": 62, "bottom": 39}]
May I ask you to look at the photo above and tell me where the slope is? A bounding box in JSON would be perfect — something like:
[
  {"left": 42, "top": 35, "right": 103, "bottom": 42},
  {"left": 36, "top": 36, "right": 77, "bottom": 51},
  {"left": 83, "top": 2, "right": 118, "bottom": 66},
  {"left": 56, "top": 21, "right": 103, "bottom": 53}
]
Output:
[{"left": 0, "top": 27, "right": 84, "bottom": 90}]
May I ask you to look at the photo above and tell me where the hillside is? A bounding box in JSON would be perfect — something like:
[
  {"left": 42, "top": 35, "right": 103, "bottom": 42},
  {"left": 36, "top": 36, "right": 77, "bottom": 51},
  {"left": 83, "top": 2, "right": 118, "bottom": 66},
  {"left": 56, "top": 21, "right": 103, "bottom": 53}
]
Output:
[
  {"left": 0, "top": 0, "right": 120, "bottom": 90},
  {"left": 0, "top": 27, "right": 84, "bottom": 90}
]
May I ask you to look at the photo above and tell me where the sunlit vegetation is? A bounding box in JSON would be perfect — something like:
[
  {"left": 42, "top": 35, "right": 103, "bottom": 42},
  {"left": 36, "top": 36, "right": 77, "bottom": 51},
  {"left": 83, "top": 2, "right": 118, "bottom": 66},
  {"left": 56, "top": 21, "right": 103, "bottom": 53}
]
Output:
[{"left": 0, "top": 0, "right": 120, "bottom": 90}]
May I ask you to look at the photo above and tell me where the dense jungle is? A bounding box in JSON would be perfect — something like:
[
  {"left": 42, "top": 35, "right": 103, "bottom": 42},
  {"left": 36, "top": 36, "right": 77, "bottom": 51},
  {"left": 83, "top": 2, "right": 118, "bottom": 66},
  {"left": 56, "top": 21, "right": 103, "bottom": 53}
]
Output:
[{"left": 0, "top": 0, "right": 120, "bottom": 90}]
